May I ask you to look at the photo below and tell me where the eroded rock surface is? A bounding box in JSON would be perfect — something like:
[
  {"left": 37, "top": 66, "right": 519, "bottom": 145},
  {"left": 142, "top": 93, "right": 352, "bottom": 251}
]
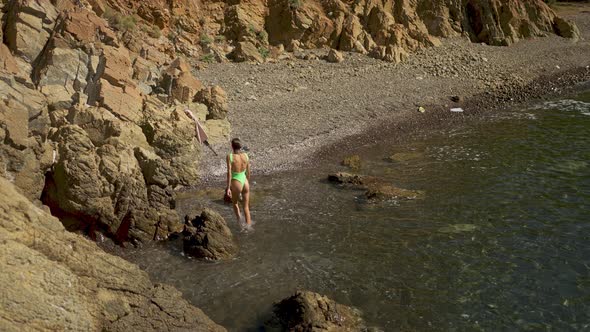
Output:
[
  {"left": 270, "top": 291, "right": 366, "bottom": 331},
  {"left": 0, "top": 1, "right": 230, "bottom": 243},
  {"left": 0, "top": 177, "right": 225, "bottom": 331},
  {"left": 183, "top": 208, "right": 238, "bottom": 260}
]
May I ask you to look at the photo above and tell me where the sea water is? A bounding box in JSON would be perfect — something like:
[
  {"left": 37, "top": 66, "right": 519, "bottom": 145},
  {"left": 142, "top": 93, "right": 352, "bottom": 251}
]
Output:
[{"left": 123, "top": 89, "right": 590, "bottom": 331}]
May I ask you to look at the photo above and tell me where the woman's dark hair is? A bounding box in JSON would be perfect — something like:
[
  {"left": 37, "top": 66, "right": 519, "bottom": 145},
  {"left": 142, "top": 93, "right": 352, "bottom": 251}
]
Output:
[{"left": 231, "top": 138, "right": 242, "bottom": 151}]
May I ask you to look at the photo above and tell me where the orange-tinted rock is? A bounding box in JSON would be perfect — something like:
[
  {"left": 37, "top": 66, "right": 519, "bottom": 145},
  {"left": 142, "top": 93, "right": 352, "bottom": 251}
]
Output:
[
  {"left": 0, "top": 44, "right": 19, "bottom": 74},
  {"left": 161, "top": 58, "right": 203, "bottom": 103},
  {"left": 102, "top": 45, "right": 133, "bottom": 87},
  {"left": 99, "top": 79, "right": 143, "bottom": 123},
  {"left": 195, "top": 85, "right": 229, "bottom": 120},
  {"left": 64, "top": 9, "right": 118, "bottom": 46}
]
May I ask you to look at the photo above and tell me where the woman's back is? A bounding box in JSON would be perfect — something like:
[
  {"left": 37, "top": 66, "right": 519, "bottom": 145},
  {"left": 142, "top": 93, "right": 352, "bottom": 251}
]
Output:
[{"left": 230, "top": 152, "right": 248, "bottom": 173}]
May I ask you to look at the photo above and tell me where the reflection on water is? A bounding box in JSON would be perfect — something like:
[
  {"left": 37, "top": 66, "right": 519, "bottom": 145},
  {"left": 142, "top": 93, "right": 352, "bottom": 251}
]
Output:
[{"left": 123, "top": 90, "right": 590, "bottom": 331}]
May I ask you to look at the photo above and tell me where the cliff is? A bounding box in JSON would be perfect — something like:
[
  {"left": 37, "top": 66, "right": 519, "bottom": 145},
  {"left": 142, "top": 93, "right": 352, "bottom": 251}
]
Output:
[{"left": 0, "top": 177, "right": 225, "bottom": 331}]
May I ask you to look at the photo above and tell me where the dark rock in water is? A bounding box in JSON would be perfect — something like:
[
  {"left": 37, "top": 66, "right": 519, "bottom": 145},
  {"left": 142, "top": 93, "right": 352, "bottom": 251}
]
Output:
[
  {"left": 183, "top": 209, "right": 238, "bottom": 260},
  {"left": 450, "top": 95, "right": 463, "bottom": 103},
  {"left": 327, "top": 172, "right": 377, "bottom": 187},
  {"left": 270, "top": 291, "right": 366, "bottom": 331},
  {"left": 341, "top": 155, "right": 362, "bottom": 171},
  {"left": 365, "top": 183, "right": 425, "bottom": 202}
]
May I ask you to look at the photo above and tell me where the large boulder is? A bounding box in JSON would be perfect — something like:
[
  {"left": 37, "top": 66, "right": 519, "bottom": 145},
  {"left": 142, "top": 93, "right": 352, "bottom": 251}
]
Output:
[
  {"left": 195, "top": 85, "right": 229, "bottom": 120},
  {"left": 229, "top": 41, "right": 265, "bottom": 63},
  {"left": 141, "top": 98, "right": 202, "bottom": 185},
  {"left": 326, "top": 49, "right": 344, "bottom": 63},
  {"left": 270, "top": 291, "right": 366, "bottom": 331},
  {"left": 0, "top": 77, "right": 50, "bottom": 201},
  {"left": 0, "top": 177, "right": 225, "bottom": 331},
  {"left": 161, "top": 57, "right": 203, "bottom": 103},
  {"left": 42, "top": 125, "right": 182, "bottom": 243},
  {"left": 183, "top": 209, "right": 238, "bottom": 260}
]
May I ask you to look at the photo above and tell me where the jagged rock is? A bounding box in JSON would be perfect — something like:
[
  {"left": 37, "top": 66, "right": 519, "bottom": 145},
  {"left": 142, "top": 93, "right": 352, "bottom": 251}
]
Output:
[
  {"left": 183, "top": 208, "right": 238, "bottom": 260},
  {"left": 224, "top": 3, "right": 267, "bottom": 43},
  {"left": 0, "top": 177, "right": 225, "bottom": 331},
  {"left": 4, "top": 0, "right": 60, "bottom": 62},
  {"left": 99, "top": 79, "right": 143, "bottom": 123},
  {"left": 132, "top": 56, "right": 160, "bottom": 88},
  {"left": 553, "top": 16, "right": 580, "bottom": 40},
  {"left": 161, "top": 57, "right": 203, "bottom": 103},
  {"left": 102, "top": 45, "right": 133, "bottom": 87},
  {"left": 229, "top": 41, "right": 264, "bottom": 63},
  {"left": 142, "top": 98, "right": 202, "bottom": 185},
  {"left": 134, "top": 147, "right": 178, "bottom": 188},
  {"left": 0, "top": 44, "right": 19, "bottom": 74},
  {"left": 365, "top": 183, "right": 425, "bottom": 202},
  {"left": 64, "top": 9, "right": 118, "bottom": 46},
  {"left": 270, "top": 291, "right": 366, "bottom": 331},
  {"left": 67, "top": 106, "right": 123, "bottom": 145},
  {"left": 42, "top": 125, "right": 182, "bottom": 243},
  {"left": 195, "top": 85, "right": 229, "bottom": 120},
  {"left": 37, "top": 42, "right": 89, "bottom": 109},
  {"left": 0, "top": 78, "right": 49, "bottom": 200},
  {"left": 326, "top": 49, "right": 344, "bottom": 63}
]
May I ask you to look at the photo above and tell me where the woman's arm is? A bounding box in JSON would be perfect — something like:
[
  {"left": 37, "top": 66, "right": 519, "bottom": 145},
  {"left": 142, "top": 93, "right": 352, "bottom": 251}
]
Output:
[
  {"left": 226, "top": 155, "right": 232, "bottom": 194},
  {"left": 246, "top": 159, "right": 251, "bottom": 182}
]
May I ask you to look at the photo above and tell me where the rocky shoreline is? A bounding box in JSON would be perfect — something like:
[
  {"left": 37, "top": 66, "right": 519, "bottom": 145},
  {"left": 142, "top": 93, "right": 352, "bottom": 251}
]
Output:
[
  {"left": 195, "top": 5, "right": 590, "bottom": 180},
  {"left": 1, "top": 0, "right": 590, "bottom": 330}
]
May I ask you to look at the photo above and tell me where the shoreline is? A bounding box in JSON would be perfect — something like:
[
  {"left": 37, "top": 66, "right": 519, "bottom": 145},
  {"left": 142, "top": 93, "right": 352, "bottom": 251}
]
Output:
[
  {"left": 194, "top": 8, "right": 590, "bottom": 184},
  {"left": 194, "top": 66, "right": 590, "bottom": 187}
]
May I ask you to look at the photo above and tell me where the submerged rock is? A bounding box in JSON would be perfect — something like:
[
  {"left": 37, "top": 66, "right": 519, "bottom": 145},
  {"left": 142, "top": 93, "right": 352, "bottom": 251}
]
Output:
[
  {"left": 341, "top": 155, "right": 362, "bottom": 171},
  {"left": 365, "top": 183, "right": 425, "bottom": 202},
  {"left": 270, "top": 291, "right": 366, "bottom": 331},
  {"left": 183, "top": 209, "right": 238, "bottom": 260},
  {"left": 388, "top": 152, "right": 423, "bottom": 162},
  {"left": 328, "top": 172, "right": 377, "bottom": 187},
  {"left": 0, "top": 177, "right": 225, "bottom": 331}
]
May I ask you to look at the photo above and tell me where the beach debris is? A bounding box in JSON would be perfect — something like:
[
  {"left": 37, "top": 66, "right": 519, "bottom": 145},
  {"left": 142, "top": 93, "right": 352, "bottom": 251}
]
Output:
[
  {"left": 450, "top": 107, "right": 464, "bottom": 113},
  {"left": 418, "top": 106, "right": 426, "bottom": 113}
]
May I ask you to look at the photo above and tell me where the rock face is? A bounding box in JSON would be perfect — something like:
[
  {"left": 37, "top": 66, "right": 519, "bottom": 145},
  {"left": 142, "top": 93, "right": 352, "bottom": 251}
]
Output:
[
  {"left": 58, "top": 0, "right": 578, "bottom": 64},
  {"left": 183, "top": 209, "right": 238, "bottom": 260},
  {"left": 271, "top": 291, "right": 366, "bottom": 331},
  {"left": 0, "top": 177, "right": 225, "bottom": 331},
  {"left": 0, "top": 1, "right": 230, "bottom": 243}
]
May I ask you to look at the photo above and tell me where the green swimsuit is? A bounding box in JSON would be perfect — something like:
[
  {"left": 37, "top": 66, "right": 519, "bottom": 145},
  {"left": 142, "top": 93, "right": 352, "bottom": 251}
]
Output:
[{"left": 230, "top": 153, "right": 249, "bottom": 186}]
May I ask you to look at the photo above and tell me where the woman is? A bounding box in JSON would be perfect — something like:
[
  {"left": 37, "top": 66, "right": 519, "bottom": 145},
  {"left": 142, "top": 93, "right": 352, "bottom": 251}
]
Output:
[{"left": 226, "top": 138, "right": 252, "bottom": 229}]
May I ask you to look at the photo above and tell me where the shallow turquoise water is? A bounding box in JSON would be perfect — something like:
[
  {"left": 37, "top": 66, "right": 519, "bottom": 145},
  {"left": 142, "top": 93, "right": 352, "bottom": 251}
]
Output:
[{"left": 125, "top": 90, "right": 590, "bottom": 331}]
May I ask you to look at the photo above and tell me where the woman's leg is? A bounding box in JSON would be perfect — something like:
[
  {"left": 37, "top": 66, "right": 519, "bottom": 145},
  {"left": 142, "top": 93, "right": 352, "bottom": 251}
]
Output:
[
  {"left": 230, "top": 179, "right": 243, "bottom": 224},
  {"left": 242, "top": 180, "right": 251, "bottom": 226}
]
